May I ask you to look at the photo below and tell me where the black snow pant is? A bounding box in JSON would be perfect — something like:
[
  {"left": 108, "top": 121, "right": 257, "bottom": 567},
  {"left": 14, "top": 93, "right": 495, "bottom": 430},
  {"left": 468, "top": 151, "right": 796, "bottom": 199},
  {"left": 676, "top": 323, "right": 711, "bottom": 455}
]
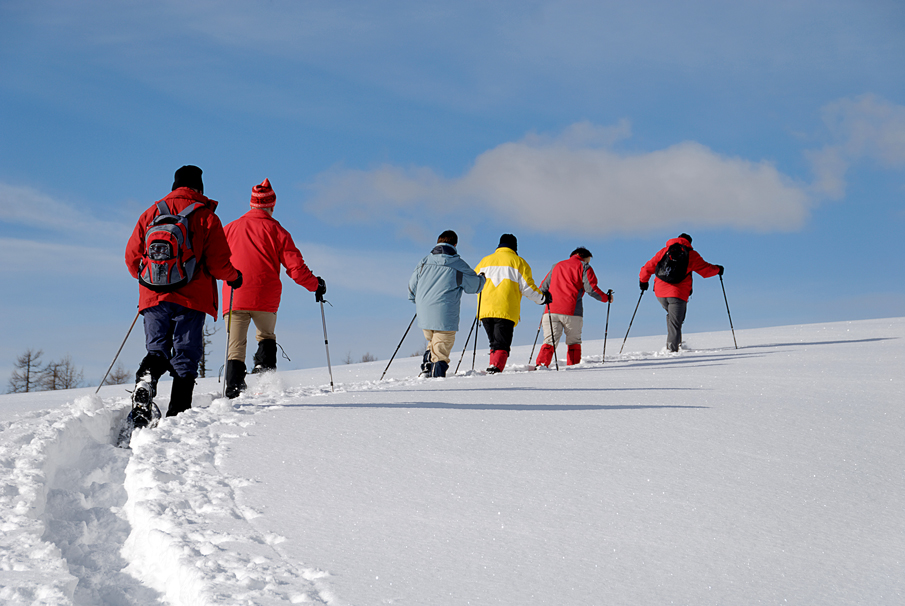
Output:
[
  {"left": 482, "top": 318, "right": 515, "bottom": 353},
  {"left": 657, "top": 297, "right": 687, "bottom": 352}
]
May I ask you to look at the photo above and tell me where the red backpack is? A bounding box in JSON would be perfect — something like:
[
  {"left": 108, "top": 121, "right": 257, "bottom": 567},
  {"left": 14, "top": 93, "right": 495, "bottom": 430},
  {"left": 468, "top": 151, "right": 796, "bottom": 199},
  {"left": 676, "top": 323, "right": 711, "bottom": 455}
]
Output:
[{"left": 138, "top": 200, "right": 203, "bottom": 292}]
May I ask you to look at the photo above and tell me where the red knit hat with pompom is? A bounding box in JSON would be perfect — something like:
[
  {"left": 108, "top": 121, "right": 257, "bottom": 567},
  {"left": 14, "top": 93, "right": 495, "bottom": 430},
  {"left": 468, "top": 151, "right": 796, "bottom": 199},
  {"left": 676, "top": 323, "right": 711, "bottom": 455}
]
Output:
[{"left": 250, "top": 178, "right": 276, "bottom": 208}]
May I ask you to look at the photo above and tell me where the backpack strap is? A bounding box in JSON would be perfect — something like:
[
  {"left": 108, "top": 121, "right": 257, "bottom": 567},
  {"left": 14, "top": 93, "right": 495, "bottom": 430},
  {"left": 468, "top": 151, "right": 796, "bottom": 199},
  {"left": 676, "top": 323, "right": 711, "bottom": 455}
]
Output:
[
  {"left": 154, "top": 200, "right": 203, "bottom": 217},
  {"left": 180, "top": 203, "right": 203, "bottom": 252},
  {"left": 180, "top": 202, "right": 203, "bottom": 217}
]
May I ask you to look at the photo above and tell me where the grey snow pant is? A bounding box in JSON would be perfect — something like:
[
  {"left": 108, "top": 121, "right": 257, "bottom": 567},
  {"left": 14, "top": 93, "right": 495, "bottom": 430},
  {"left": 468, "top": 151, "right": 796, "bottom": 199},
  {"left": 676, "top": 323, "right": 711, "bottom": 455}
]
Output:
[{"left": 657, "top": 297, "right": 687, "bottom": 352}]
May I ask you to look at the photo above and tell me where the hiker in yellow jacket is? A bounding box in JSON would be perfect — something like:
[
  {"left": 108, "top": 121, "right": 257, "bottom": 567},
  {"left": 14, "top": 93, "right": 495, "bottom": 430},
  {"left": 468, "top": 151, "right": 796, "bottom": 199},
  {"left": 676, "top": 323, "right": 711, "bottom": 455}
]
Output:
[{"left": 475, "top": 234, "right": 550, "bottom": 373}]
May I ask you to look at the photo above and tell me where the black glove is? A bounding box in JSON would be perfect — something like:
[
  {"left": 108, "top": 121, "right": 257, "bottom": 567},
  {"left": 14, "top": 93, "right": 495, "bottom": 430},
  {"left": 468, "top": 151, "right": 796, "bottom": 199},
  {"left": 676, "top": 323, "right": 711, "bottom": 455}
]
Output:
[
  {"left": 717, "top": 265, "right": 724, "bottom": 276},
  {"left": 542, "top": 291, "right": 553, "bottom": 305},
  {"left": 315, "top": 276, "right": 326, "bottom": 303},
  {"left": 640, "top": 281, "right": 649, "bottom": 291},
  {"left": 227, "top": 270, "right": 243, "bottom": 290},
  {"left": 607, "top": 289, "right": 614, "bottom": 302}
]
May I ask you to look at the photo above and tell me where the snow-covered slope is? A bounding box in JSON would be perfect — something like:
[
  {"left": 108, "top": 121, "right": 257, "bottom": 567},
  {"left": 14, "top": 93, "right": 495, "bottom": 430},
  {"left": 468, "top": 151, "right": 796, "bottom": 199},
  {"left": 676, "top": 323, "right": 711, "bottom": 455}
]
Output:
[{"left": 1, "top": 318, "right": 902, "bottom": 605}]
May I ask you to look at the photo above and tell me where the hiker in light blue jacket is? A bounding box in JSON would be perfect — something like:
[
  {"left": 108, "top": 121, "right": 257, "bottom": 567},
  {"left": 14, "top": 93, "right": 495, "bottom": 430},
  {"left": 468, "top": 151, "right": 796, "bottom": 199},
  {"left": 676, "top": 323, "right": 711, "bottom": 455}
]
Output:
[{"left": 408, "top": 230, "right": 485, "bottom": 378}]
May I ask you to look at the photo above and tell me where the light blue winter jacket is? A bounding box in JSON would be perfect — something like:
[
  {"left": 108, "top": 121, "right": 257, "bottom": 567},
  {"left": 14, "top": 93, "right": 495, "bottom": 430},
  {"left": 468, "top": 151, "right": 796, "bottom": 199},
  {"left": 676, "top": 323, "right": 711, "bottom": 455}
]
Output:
[{"left": 408, "top": 244, "right": 485, "bottom": 332}]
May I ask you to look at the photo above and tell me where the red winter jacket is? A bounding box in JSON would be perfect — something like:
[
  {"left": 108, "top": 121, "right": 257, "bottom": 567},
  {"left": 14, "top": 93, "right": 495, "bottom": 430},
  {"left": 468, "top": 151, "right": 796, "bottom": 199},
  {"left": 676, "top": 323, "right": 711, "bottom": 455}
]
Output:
[
  {"left": 126, "top": 188, "right": 239, "bottom": 318},
  {"left": 539, "top": 254, "right": 610, "bottom": 316},
  {"left": 639, "top": 237, "right": 720, "bottom": 301},
  {"left": 221, "top": 208, "right": 318, "bottom": 315}
]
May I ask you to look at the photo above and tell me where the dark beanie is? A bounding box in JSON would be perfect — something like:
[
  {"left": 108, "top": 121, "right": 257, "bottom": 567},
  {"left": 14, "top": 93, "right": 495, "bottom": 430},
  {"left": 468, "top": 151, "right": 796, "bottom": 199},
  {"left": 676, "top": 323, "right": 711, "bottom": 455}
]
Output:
[
  {"left": 678, "top": 233, "right": 692, "bottom": 244},
  {"left": 172, "top": 165, "right": 204, "bottom": 193},
  {"left": 498, "top": 233, "right": 518, "bottom": 253}
]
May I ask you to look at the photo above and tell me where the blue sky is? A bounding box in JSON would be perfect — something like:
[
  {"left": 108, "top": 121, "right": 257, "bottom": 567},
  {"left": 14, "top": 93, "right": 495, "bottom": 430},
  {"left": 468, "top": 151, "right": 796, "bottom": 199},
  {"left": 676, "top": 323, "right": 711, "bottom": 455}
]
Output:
[{"left": 2, "top": 0, "right": 904, "bottom": 384}]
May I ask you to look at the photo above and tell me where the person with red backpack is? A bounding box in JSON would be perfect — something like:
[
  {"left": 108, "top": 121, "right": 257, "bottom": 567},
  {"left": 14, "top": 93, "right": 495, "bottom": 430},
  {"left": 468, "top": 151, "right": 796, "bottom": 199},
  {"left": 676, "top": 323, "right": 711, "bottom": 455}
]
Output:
[
  {"left": 535, "top": 247, "right": 613, "bottom": 367},
  {"left": 221, "top": 178, "right": 325, "bottom": 398},
  {"left": 639, "top": 233, "right": 723, "bottom": 352},
  {"left": 125, "top": 165, "right": 242, "bottom": 423}
]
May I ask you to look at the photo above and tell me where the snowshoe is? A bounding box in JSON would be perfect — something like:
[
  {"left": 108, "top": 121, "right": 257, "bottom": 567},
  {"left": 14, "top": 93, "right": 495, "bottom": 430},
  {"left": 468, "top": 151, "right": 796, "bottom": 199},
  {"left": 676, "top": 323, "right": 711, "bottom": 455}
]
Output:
[{"left": 115, "top": 376, "right": 162, "bottom": 448}]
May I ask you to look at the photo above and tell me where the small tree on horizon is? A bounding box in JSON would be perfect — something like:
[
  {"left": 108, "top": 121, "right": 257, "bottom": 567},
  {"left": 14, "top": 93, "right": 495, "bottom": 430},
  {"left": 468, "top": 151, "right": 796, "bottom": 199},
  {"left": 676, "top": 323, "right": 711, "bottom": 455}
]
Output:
[
  {"left": 40, "top": 355, "right": 85, "bottom": 391},
  {"left": 199, "top": 321, "right": 220, "bottom": 378},
  {"left": 104, "top": 362, "right": 132, "bottom": 386},
  {"left": 7, "top": 348, "right": 45, "bottom": 393}
]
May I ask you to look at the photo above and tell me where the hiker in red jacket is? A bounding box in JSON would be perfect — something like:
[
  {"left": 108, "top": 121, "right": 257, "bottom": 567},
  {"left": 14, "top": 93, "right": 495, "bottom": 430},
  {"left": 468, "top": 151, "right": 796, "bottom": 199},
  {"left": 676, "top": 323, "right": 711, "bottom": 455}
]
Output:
[
  {"left": 639, "top": 233, "right": 722, "bottom": 352},
  {"left": 125, "top": 165, "right": 242, "bottom": 419},
  {"left": 535, "top": 247, "right": 613, "bottom": 367},
  {"left": 221, "top": 178, "right": 325, "bottom": 398}
]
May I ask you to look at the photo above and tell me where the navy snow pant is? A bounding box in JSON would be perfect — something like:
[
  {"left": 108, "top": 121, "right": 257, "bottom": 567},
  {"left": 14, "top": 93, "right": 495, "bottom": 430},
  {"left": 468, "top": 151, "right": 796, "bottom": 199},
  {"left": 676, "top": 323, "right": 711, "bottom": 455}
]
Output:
[{"left": 142, "top": 302, "right": 205, "bottom": 379}]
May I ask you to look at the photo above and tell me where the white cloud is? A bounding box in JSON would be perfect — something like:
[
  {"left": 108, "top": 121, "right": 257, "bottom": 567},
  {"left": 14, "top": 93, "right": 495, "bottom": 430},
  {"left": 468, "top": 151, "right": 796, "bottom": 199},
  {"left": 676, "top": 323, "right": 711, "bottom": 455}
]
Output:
[
  {"left": 0, "top": 237, "right": 125, "bottom": 276},
  {"left": 287, "top": 241, "right": 416, "bottom": 299},
  {"left": 305, "top": 121, "right": 812, "bottom": 237},
  {"left": 0, "top": 182, "right": 130, "bottom": 239},
  {"left": 808, "top": 94, "right": 905, "bottom": 199}
]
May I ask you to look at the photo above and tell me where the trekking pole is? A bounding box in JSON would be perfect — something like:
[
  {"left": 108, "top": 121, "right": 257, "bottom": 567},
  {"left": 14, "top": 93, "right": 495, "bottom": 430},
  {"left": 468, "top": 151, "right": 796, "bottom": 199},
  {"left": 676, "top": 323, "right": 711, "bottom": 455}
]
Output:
[
  {"left": 619, "top": 291, "right": 644, "bottom": 354},
  {"left": 455, "top": 316, "right": 478, "bottom": 374},
  {"left": 96, "top": 309, "right": 141, "bottom": 393},
  {"left": 319, "top": 299, "right": 335, "bottom": 391},
  {"left": 472, "top": 289, "right": 484, "bottom": 371},
  {"left": 602, "top": 290, "right": 612, "bottom": 364},
  {"left": 720, "top": 274, "right": 738, "bottom": 349},
  {"left": 380, "top": 314, "right": 417, "bottom": 381},
  {"left": 222, "top": 289, "right": 235, "bottom": 398},
  {"left": 528, "top": 318, "right": 543, "bottom": 365},
  {"left": 547, "top": 305, "right": 559, "bottom": 371}
]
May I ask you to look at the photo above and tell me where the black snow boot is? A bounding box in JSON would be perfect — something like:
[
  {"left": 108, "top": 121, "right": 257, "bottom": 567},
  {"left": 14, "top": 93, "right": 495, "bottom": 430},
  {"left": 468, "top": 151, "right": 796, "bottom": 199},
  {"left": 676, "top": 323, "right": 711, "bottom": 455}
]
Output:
[
  {"left": 430, "top": 360, "right": 449, "bottom": 378},
  {"left": 225, "top": 360, "right": 247, "bottom": 399},
  {"left": 419, "top": 350, "right": 433, "bottom": 378},
  {"left": 167, "top": 375, "right": 195, "bottom": 417},
  {"left": 251, "top": 339, "right": 277, "bottom": 374},
  {"left": 134, "top": 353, "right": 171, "bottom": 400}
]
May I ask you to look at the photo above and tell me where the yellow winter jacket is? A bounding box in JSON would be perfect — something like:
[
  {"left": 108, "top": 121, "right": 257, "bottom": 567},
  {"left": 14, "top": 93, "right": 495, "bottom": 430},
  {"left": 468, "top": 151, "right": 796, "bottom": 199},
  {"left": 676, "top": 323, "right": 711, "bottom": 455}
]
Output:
[{"left": 475, "top": 247, "right": 545, "bottom": 326}]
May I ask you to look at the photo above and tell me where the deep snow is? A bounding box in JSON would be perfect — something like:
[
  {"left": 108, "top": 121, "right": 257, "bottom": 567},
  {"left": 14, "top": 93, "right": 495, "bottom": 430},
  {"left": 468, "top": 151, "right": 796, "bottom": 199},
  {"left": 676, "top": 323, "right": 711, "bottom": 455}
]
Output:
[{"left": 0, "top": 318, "right": 902, "bottom": 605}]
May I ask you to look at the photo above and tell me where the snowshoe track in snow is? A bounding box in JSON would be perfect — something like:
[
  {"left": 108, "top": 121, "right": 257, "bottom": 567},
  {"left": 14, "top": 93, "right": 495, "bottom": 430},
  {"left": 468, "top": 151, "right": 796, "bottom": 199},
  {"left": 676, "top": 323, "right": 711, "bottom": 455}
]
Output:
[{"left": 0, "top": 390, "right": 334, "bottom": 605}]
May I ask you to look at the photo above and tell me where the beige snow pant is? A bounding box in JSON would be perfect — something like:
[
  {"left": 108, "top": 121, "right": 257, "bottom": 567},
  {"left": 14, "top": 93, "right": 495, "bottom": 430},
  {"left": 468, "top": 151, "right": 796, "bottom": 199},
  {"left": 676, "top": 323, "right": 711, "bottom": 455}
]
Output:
[
  {"left": 541, "top": 313, "right": 583, "bottom": 348},
  {"left": 227, "top": 310, "right": 277, "bottom": 361},
  {"left": 422, "top": 330, "right": 457, "bottom": 364}
]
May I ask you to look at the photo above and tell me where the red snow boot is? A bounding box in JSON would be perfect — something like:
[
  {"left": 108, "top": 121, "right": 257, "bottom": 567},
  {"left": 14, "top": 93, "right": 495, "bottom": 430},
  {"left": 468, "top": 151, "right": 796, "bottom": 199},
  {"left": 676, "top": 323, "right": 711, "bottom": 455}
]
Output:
[
  {"left": 535, "top": 344, "right": 554, "bottom": 368},
  {"left": 487, "top": 349, "right": 509, "bottom": 373},
  {"left": 567, "top": 344, "right": 582, "bottom": 366}
]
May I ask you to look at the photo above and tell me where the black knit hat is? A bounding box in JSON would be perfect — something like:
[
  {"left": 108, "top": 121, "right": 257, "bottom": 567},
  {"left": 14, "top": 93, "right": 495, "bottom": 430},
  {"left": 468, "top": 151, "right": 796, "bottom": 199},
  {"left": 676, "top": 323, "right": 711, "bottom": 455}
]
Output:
[
  {"left": 172, "top": 165, "right": 204, "bottom": 193},
  {"left": 678, "top": 233, "right": 692, "bottom": 244},
  {"left": 498, "top": 233, "right": 517, "bottom": 252}
]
